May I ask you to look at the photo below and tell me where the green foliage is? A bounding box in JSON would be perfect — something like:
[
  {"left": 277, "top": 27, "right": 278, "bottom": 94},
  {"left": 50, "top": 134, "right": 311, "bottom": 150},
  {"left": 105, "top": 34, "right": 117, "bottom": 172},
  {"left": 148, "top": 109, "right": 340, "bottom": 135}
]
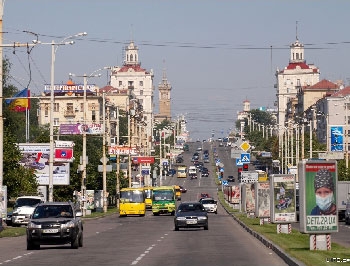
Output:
[{"left": 3, "top": 129, "right": 38, "bottom": 198}]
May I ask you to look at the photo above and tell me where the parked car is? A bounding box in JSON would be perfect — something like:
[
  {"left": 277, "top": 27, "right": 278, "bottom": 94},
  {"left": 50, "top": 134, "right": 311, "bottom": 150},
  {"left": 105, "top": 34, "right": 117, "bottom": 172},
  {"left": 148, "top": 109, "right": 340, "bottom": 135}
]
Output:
[
  {"left": 26, "top": 201, "right": 83, "bottom": 250},
  {"left": 200, "top": 198, "right": 218, "bottom": 214},
  {"left": 345, "top": 200, "right": 350, "bottom": 225},
  {"left": 174, "top": 202, "right": 208, "bottom": 231}
]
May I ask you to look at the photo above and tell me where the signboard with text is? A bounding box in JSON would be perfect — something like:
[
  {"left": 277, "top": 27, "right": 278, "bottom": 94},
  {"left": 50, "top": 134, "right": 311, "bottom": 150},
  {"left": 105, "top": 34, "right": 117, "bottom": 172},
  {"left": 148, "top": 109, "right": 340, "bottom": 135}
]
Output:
[{"left": 299, "top": 160, "right": 338, "bottom": 233}]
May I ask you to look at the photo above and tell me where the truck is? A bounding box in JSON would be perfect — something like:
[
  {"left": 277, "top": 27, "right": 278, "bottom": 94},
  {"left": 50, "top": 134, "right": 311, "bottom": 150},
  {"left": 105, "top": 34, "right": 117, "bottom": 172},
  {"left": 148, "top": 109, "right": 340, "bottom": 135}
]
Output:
[{"left": 337, "top": 181, "right": 350, "bottom": 221}]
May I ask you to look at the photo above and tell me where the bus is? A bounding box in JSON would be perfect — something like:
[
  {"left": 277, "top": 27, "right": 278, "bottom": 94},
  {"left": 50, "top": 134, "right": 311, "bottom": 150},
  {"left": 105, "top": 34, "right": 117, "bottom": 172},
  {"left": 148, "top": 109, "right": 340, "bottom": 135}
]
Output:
[
  {"left": 143, "top": 186, "right": 153, "bottom": 209},
  {"left": 177, "top": 165, "right": 187, "bottom": 178},
  {"left": 152, "top": 186, "right": 176, "bottom": 216},
  {"left": 119, "top": 187, "right": 146, "bottom": 217}
]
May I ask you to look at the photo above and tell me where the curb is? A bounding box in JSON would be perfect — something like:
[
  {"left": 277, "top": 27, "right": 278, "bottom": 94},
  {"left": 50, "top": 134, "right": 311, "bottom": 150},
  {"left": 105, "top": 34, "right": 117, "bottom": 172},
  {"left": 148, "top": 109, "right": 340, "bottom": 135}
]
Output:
[{"left": 221, "top": 201, "right": 305, "bottom": 266}]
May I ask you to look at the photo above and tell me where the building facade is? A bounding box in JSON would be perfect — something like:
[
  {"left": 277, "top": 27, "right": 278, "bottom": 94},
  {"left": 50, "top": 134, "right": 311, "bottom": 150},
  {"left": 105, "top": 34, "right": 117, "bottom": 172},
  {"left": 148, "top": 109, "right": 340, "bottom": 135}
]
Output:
[{"left": 275, "top": 37, "right": 320, "bottom": 132}]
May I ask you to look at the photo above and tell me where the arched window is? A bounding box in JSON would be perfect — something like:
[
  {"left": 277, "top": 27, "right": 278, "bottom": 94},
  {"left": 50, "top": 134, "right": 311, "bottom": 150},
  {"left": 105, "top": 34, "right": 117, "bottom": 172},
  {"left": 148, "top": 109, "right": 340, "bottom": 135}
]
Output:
[{"left": 130, "top": 54, "right": 134, "bottom": 62}]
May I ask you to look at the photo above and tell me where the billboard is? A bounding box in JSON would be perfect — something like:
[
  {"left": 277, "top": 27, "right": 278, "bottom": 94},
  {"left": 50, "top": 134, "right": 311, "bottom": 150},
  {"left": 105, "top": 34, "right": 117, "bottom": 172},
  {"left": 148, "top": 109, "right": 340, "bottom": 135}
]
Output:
[
  {"left": 330, "top": 126, "right": 343, "bottom": 152},
  {"left": 256, "top": 182, "right": 270, "bottom": 218},
  {"left": 60, "top": 123, "right": 103, "bottom": 135},
  {"left": 228, "top": 185, "right": 240, "bottom": 204},
  {"left": 18, "top": 143, "right": 70, "bottom": 185},
  {"left": 299, "top": 160, "right": 338, "bottom": 233},
  {"left": 270, "top": 174, "right": 296, "bottom": 223},
  {"left": 243, "top": 183, "right": 255, "bottom": 213}
]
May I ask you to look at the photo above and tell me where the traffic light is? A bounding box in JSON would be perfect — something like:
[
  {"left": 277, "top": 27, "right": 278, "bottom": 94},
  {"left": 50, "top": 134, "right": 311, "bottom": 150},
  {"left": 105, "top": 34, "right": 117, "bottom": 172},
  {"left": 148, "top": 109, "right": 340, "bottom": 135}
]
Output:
[{"left": 243, "top": 163, "right": 249, "bottom": 171}]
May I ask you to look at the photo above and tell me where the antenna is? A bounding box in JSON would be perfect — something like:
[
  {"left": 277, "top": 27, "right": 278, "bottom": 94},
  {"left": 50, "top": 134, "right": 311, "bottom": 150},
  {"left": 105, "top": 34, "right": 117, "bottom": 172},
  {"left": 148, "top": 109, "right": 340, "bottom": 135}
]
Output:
[{"left": 296, "top": 20, "right": 299, "bottom": 41}]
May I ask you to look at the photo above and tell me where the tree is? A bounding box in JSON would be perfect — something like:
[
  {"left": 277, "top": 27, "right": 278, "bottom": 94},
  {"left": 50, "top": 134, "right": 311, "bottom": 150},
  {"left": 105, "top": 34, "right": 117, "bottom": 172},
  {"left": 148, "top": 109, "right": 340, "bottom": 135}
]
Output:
[{"left": 3, "top": 129, "right": 38, "bottom": 198}]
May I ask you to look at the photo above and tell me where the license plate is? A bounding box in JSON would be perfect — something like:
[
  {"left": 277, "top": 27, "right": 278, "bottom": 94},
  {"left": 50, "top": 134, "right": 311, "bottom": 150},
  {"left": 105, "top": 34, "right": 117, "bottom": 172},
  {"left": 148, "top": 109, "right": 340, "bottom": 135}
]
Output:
[
  {"left": 43, "top": 229, "right": 59, "bottom": 233},
  {"left": 186, "top": 219, "right": 197, "bottom": 224}
]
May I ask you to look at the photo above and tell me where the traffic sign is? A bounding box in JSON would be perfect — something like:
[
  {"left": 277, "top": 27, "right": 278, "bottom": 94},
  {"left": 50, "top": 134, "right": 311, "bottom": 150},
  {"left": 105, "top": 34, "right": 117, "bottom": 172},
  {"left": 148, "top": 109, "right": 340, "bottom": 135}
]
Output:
[
  {"left": 236, "top": 158, "right": 243, "bottom": 166},
  {"left": 240, "top": 141, "right": 251, "bottom": 152},
  {"left": 222, "top": 180, "right": 228, "bottom": 186},
  {"left": 240, "top": 153, "right": 250, "bottom": 163}
]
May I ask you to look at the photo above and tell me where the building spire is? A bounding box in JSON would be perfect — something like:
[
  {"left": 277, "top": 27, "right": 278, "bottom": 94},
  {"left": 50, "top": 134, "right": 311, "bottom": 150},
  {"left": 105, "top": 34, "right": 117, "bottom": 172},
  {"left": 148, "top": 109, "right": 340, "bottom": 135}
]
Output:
[{"left": 296, "top": 20, "right": 299, "bottom": 41}]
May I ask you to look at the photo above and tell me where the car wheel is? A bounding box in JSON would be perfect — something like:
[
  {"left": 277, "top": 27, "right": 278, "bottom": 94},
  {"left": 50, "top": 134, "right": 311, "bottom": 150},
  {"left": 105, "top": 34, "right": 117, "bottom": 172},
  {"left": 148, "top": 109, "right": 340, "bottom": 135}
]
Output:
[
  {"left": 153, "top": 212, "right": 159, "bottom": 216},
  {"left": 215, "top": 211, "right": 217, "bottom": 214},
  {"left": 171, "top": 211, "right": 175, "bottom": 216},
  {"left": 175, "top": 226, "right": 179, "bottom": 231},
  {"left": 27, "top": 239, "right": 39, "bottom": 250},
  {"left": 204, "top": 225, "right": 209, "bottom": 230},
  {"left": 78, "top": 232, "right": 83, "bottom": 247},
  {"left": 71, "top": 235, "right": 79, "bottom": 249}
]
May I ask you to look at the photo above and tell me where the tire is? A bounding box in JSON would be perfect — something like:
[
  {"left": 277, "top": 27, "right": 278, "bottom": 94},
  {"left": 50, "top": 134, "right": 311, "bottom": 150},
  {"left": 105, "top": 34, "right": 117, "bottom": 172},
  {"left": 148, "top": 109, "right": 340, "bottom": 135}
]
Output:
[
  {"left": 153, "top": 212, "right": 159, "bottom": 216},
  {"left": 171, "top": 211, "right": 175, "bottom": 216},
  {"left": 204, "top": 225, "right": 209, "bottom": 230},
  {"left": 71, "top": 235, "right": 79, "bottom": 249},
  {"left": 175, "top": 225, "right": 179, "bottom": 231},
  {"left": 78, "top": 232, "right": 83, "bottom": 247},
  {"left": 27, "top": 239, "right": 39, "bottom": 250}
]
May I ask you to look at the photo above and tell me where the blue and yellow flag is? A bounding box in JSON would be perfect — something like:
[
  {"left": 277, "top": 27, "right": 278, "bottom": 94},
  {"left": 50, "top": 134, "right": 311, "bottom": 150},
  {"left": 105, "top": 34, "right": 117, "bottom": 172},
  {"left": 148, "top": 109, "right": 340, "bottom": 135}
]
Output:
[{"left": 5, "top": 88, "right": 30, "bottom": 112}]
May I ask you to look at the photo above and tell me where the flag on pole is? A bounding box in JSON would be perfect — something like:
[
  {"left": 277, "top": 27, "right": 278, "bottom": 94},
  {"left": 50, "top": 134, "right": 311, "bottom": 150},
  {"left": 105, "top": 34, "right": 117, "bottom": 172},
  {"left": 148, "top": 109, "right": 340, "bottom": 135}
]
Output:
[{"left": 5, "top": 88, "right": 30, "bottom": 112}]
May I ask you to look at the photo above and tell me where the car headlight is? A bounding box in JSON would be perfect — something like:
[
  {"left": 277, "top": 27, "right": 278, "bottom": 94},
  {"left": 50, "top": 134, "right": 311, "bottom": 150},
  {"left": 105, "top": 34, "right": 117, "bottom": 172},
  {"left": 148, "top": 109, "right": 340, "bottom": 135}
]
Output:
[
  {"left": 61, "top": 221, "right": 75, "bottom": 229},
  {"left": 28, "top": 222, "right": 41, "bottom": 229},
  {"left": 197, "top": 216, "right": 207, "bottom": 220},
  {"left": 176, "top": 217, "right": 186, "bottom": 221}
]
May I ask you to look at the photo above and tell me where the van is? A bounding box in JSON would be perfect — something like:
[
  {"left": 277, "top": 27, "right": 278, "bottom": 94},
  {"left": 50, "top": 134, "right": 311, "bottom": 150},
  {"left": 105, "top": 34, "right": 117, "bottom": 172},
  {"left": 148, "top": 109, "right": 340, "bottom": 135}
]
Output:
[{"left": 12, "top": 196, "right": 44, "bottom": 226}]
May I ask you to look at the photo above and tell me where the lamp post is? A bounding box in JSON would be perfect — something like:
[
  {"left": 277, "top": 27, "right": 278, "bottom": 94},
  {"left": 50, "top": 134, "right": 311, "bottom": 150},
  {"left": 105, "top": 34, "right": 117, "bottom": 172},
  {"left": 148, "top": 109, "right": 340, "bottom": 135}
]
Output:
[
  {"left": 69, "top": 69, "right": 103, "bottom": 215},
  {"left": 47, "top": 32, "right": 87, "bottom": 202}
]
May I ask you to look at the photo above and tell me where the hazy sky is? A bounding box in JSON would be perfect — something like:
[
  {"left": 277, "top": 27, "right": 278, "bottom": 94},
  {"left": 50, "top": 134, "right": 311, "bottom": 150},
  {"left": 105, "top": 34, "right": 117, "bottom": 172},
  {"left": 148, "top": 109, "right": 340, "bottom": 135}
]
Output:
[{"left": 3, "top": 1, "right": 350, "bottom": 141}]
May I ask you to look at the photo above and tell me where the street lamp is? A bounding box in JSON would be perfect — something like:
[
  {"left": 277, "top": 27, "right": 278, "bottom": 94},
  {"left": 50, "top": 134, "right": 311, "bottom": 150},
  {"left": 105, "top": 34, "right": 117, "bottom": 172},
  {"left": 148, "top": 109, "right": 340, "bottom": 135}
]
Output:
[
  {"left": 46, "top": 32, "right": 87, "bottom": 202},
  {"left": 69, "top": 69, "right": 105, "bottom": 215}
]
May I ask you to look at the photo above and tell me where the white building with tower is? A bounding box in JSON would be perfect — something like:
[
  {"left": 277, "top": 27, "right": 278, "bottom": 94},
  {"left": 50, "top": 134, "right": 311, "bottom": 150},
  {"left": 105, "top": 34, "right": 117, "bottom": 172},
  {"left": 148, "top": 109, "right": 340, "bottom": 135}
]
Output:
[{"left": 275, "top": 36, "right": 320, "bottom": 132}]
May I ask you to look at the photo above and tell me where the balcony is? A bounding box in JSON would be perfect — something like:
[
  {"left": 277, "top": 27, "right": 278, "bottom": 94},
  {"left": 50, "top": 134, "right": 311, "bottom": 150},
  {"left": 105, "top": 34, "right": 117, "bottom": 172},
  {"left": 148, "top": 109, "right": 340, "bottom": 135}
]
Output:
[{"left": 64, "top": 110, "right": 76, "bottom": 117}]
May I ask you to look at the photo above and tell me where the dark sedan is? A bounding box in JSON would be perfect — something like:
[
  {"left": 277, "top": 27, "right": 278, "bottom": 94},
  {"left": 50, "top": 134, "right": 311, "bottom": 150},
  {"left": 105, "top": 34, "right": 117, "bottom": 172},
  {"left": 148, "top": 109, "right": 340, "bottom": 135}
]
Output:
[
  {"left": 227, "top": 175, "right": 235, "bottom": 182},
  {"left": 174, "top": 202, "right": 208, "bottom": 231}
]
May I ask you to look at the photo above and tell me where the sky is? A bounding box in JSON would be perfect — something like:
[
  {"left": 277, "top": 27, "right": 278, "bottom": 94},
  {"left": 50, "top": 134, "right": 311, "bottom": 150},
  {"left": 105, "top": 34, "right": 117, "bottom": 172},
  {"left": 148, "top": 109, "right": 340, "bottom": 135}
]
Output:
[{"left": 3, "top": 0, "right": 350, "bottom": 141}]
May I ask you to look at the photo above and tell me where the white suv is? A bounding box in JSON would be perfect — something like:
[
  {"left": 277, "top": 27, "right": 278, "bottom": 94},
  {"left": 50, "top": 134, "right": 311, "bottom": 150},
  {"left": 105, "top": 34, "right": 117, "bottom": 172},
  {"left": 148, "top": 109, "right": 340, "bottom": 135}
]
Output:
[{"left": 12, "top": 196, "right": 44, "bottom": 226}]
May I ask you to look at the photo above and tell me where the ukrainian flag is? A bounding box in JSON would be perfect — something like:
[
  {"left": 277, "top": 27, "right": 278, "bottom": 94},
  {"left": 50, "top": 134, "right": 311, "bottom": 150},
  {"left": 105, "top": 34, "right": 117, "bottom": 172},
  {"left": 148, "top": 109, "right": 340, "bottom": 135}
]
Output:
[{"left": 5, "top": 88, "right": 30, "bottom": 112}]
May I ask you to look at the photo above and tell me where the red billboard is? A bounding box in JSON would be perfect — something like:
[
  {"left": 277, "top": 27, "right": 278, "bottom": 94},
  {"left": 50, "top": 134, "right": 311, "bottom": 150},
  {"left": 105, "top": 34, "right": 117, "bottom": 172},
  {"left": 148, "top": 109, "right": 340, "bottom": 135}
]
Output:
[
  {"left": 55, "top": 148, "right": 74, "bottom": 162},
  {"left": 134, "top": 156, "right": 155, "bottom": 164}
]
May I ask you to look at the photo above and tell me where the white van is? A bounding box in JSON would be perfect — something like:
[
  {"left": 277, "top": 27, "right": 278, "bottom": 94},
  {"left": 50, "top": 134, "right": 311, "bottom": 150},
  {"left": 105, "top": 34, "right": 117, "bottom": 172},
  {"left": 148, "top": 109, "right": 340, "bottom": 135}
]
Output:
[{"left": 11, "top": 196, "right": 44, "bottom": 226}]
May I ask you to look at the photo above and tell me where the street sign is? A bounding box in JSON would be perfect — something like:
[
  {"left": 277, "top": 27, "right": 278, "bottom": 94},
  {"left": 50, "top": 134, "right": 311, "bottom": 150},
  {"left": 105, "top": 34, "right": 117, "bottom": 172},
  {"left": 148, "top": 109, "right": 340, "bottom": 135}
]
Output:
[
  {"left": 240, "top": 153, "right": 250, "bottom": 163},
  {"left": 240, "top": 141, "right": 251, "bottom": 152},
  {"left": 222, "top": 180, "right": 228, "bottom": 186},
  {"left": 236, "top": 158, "right": 243, "bottom": 166},
  {"left": 318, "top": 151, "right": 344, "bottom": 160},
  {"left": 98, "top": 165, "right": 112, "bottom": 172},
  {"left": 231, "top": 149, "right": 242, "bottom": 159}
]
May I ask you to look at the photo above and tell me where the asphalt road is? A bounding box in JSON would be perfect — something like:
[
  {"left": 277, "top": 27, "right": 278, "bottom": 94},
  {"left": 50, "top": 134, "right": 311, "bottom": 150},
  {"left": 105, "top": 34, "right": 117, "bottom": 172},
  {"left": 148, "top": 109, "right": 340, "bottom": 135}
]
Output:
[{"left": 0, "top": 142, "right": 288, "bottom": 266}]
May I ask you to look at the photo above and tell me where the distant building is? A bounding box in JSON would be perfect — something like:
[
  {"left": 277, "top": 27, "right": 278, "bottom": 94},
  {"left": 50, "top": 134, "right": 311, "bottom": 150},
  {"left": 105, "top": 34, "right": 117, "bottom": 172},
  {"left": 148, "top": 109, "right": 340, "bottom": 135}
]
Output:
[
  {"left": 275, "top": 37, "right": 320, "bottom": 132},
  {"left": 154, "top": 68, "right": 172, "bottom": 122}
]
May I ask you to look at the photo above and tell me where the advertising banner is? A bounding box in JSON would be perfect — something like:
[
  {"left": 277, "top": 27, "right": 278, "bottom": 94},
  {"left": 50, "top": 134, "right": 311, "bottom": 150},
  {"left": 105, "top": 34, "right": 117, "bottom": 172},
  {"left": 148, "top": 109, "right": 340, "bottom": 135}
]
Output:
[
  {"left": 330, "top": 126, "right": 343, "bottom": 152},
  {"left": 241, "top": 171, "right": 258, "bottom": 183},
  {"left": 18, "top": 143, "right": 70, "bottom": 185},
  {"left": 108, "top": 146, "right": 139, "bottom": 155},
  {"left": 256, "top": 182, "right": 270, "bottom": 218},
  {"left": 59, "top": 123, "right": 103, "bottom": 135},
  {"left": 229, "top": 185, "right": 241, "bottom": 204},
  {"left": 299, "top": 160, "right": 338, "bottom": 233},
  {"left": 270, "top": 174, "right": 296, "bottom": 223},
  {"left": 243, "top": 183, "right": 255, "bottom": 213}
]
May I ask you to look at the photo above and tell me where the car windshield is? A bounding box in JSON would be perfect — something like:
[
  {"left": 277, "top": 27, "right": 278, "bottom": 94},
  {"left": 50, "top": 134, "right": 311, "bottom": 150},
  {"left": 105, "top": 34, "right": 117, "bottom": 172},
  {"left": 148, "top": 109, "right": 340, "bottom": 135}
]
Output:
[
  {"left": 178, "top": 204, "right": 203, "bottom": 212},
  {"left": 15, "top": 198, "right": 41, "bottom": 208},
  {"left": 32, "top": 205, "right": 73, "bottom": 219},
  {"left": 201, "top": 199, "right": 215, "bottom": 204},
  {"left": 153, "top": 190, "right": 174, "bottom": 201}
]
